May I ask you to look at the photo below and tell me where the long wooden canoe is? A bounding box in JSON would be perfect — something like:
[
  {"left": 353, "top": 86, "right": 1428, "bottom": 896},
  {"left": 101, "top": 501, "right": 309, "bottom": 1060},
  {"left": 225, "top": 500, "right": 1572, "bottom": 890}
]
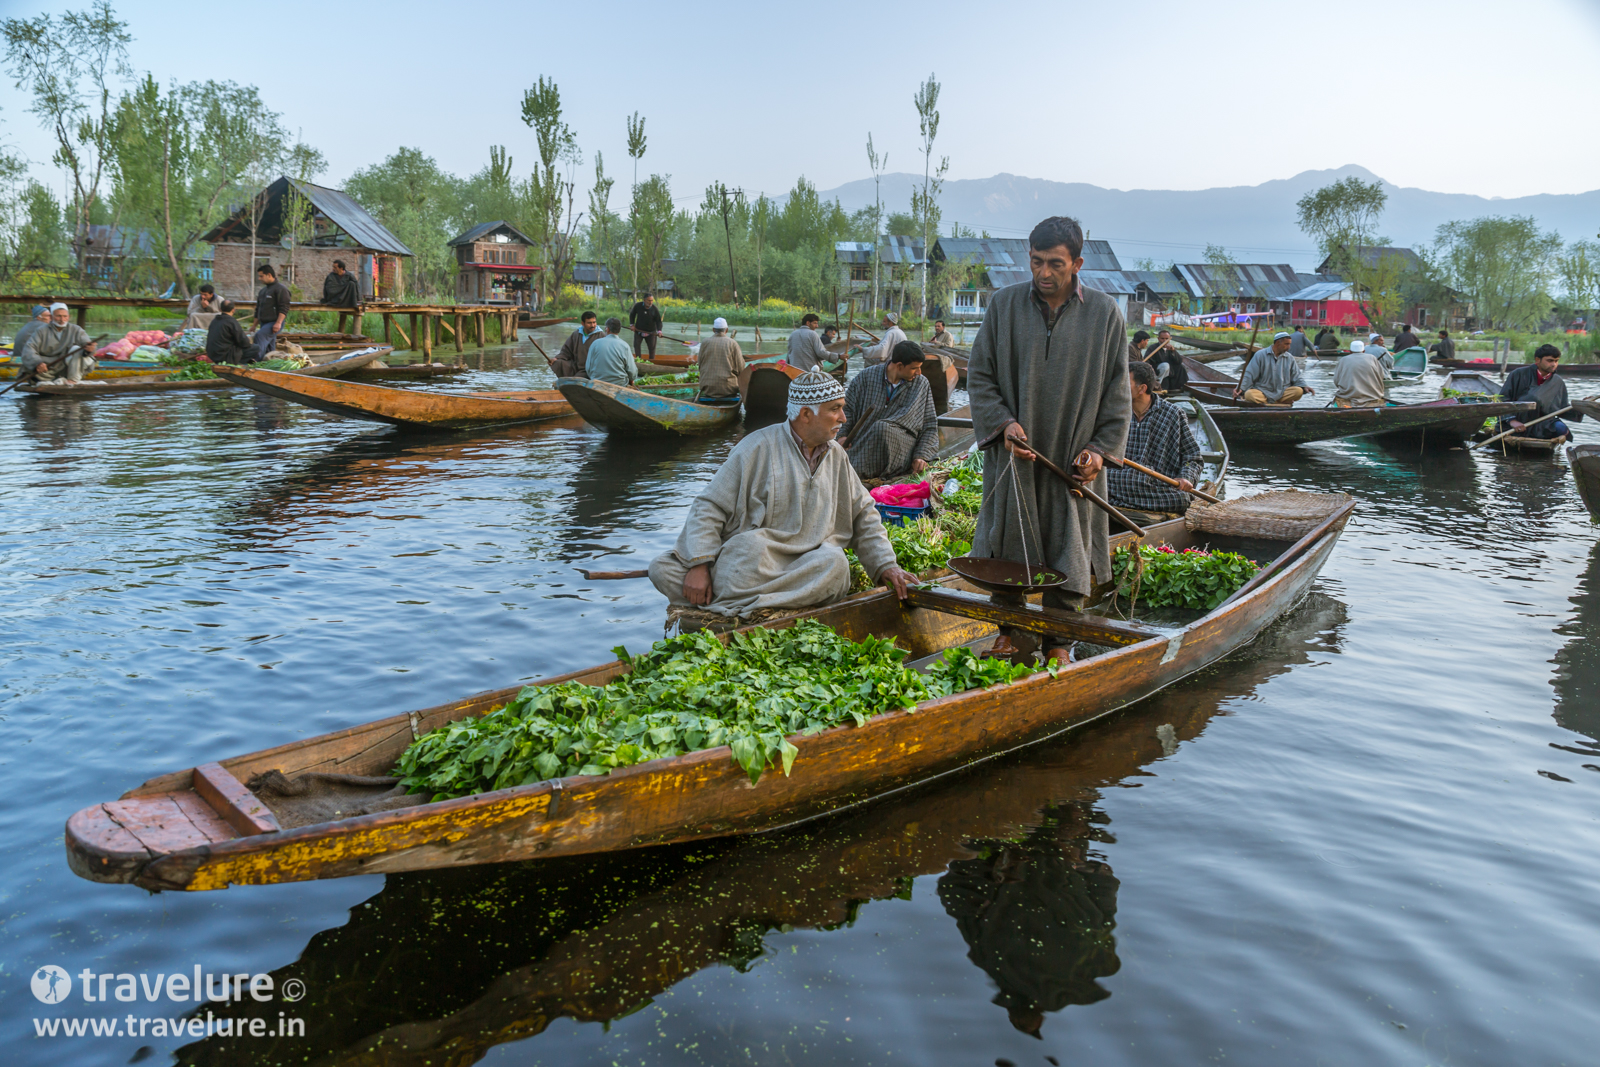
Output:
[
  {"left": 517, "top": 314, "right": 575, "bottom": 329},
  {"left": 1570, "top": 444, "right": 1600, "bottom": 518},
  {"left": 212, "top": 365, "right": 573, "bottom": 429},
  {"left": 738, "top": 359, "right": 803, "bottom": 419},
  {"left": 557, "top": 376, "right": 742, "bottom": 434},
  {"left": 1440, "top": 369, "right": 1500, "bottom": 396},
  {"left": 1, "top": 358, "right": 174, "bottom": 381},
  {"left": 1209, "top": 397, "right": 1532, "bottom": 446},
  {"left": 17, "top": 347, "right": 389, "bottom": 397},
  {"left": 64, "top": 492, "right": 1354, "bottom": 891},
  {"left": 1437, "top": 358, "right": 1600, "bottom": 378}
]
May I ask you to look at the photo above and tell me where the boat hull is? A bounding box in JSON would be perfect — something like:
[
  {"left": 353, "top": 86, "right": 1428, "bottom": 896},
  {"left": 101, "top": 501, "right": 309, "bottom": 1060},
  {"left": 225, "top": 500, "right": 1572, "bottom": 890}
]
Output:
[
  {"left": 212, "top": 366, "right": 573, "bottom": 429},
  {"left": 0, "top": 360, "right": 173, "bottom": 381},
  {"left": 556, "top": 376, "right": 741, "bottom": 434},
  {"left": 64, "top": 504, "right": 1351, "bottom": 891},
  {"left": 738, "top": 360, "right": 802, "bottom": 418},
  {"left": 18, "top": 348, "right": 389, "bottom": 397},
  {"left": 1570, "top": 445, "right": 1600, "bottom": 518},
  {"left": 1209, "top": 399, "right": 1533, "bottom": 446}
]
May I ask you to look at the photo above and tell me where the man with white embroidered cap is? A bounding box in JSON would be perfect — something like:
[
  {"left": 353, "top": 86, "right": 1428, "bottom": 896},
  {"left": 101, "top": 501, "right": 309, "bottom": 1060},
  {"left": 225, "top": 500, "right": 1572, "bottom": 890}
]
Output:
[
  {"left": 1236, "top": 331, "right": 1313, "bottom": 405},
  {"left": 695, "top": 316, "right": 745, "bottom": 400},
  {"left": 864, "top": 311, "right": 907, "bottom": 365},
  {"left": 17, "top": 302, "right": 96, "bottom": 384},
  {"left": 649, "top": 368, "right": 917, "bottom": 616}
]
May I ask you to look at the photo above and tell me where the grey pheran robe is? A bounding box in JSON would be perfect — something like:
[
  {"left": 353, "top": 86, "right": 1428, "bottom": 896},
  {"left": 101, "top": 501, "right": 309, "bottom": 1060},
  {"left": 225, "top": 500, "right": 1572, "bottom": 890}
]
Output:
[{"left": 967, "top": 282, "right": 1131, "bottom": 597}]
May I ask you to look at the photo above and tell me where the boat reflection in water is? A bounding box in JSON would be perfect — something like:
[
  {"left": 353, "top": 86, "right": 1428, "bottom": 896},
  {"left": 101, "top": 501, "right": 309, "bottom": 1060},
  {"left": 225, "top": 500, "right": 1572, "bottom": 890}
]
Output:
[
  {"left": 1552, "top": 542, "right": 1600, "bottom": 754},
  {"left": 172, "top": 593, "right": 1346, "bottom": 1065}
]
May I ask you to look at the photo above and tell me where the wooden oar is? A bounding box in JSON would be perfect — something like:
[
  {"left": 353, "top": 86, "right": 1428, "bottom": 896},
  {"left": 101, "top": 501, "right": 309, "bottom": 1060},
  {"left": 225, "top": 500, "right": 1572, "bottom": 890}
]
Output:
[
  {"left": 526, "top": 335, "right": 552, "bottom": 361},
  {"left": 839, "top": 404, "right": 880, "bottom": 449},
  {"left": 1028, "top": 451, "right": 1146, "bottom": 537},
  {"left": 1099, "top": 453, "right": 1222, "bottom": 504},
  {"left": 629, "top": 325, "right": 698, "bottom": 347},
  {"left": 1475, "top": 406, "right": 1572, "bottom": 451},
  {"left": 578, "top": 568, "right": 648, "bottom": 580}
]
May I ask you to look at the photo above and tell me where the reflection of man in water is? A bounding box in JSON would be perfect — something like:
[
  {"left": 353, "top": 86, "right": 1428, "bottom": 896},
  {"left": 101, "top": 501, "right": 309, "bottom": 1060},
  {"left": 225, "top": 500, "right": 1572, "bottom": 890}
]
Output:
[{"left": 937, "top": 804, "right": 1120, "bottom": 1036}]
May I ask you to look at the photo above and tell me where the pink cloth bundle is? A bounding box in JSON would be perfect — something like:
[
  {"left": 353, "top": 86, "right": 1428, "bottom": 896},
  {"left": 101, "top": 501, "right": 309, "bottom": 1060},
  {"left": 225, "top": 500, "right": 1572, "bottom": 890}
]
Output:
[{"left": 869, "top": 482, "right": 931, "bottom": 507}]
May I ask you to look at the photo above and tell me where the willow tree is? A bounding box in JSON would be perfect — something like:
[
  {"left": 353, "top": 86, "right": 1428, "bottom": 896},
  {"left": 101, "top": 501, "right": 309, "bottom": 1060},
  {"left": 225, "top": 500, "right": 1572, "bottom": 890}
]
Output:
[
  {"left": 1432, "top": 215, "right": 1561, "bottom": 331},
  {"left": 1296, "top": 176, "right": 1390, "bottom": 323},
  {"left": 521, "top": 77, "right": 582, "bottom": 303},
  {"left": 911, "top": 74, "right": 949, "bottom": 322}
]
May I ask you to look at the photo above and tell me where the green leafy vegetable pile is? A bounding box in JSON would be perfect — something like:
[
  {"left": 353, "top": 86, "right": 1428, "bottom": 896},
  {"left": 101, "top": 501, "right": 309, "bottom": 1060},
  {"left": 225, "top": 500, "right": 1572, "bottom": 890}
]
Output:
[
  {"left": 1111, "top": 544, "right": 1258, "bottom": 611},
  {"left": 636, "top": 366, "right": 699, "bottom": 386},
  {"left": 166, "top": 357, "right": 305, "bottom": 380},
  {"left": 847, "top": 517, "right": 971, "bottom": 592},
  {"left": 394, "top": 619, "right": 1038, "bottom": 798}
]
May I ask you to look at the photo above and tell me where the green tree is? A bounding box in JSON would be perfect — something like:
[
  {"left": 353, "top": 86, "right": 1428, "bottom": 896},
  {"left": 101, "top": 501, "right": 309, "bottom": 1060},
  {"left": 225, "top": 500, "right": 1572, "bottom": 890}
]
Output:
[
  {"left": 1557, "top": 239, "right": 1600, "bottom": 317},
  {"left": 1295, "top": 176, "right": 1389, "bottom": 323},
  {"left": 630, "top": 173, "right": 675, "bottom": 298},
  {"left": 520, "top": 77, "right": 580, "bottom": 302},
  {"left": 911, "top": 73, "right": 948, "bottom": 320},
  {"left": 1432, "top": 215, "right": 1562, "bottom": 330},
  {"left": 345, "top": 147, "right": 464, "bottom": 300},
  {"left": 865, "top": 131, "right": 886, "bottom": 313},
  {"left": 626, "top": 111, "right": 646, "bottom": 297},
  {"left": 586, "top": 150, "right": 620, "bottom": 308},
  {"left": 2, "top": 0, "right": 131, "bottom": 280}
]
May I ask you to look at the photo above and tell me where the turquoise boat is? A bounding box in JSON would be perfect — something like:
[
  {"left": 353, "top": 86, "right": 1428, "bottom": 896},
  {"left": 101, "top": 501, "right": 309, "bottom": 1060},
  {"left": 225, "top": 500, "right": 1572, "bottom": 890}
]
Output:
[{"left": 556, "top": 377, "right": 742, "bottom": 435}]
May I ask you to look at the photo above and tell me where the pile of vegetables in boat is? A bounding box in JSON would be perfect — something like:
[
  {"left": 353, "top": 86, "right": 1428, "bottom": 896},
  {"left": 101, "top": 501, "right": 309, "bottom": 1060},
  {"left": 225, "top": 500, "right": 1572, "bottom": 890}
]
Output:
[{"left": 395, "top": 619, "right": 1040, "bottom": 797}]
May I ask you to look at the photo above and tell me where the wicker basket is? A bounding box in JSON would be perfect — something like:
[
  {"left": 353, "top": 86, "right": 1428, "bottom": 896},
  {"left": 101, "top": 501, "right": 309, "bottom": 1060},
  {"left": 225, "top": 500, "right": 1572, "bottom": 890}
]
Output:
[{"left": 1185, "top": 489, "right": 1354, "bottom": 540}]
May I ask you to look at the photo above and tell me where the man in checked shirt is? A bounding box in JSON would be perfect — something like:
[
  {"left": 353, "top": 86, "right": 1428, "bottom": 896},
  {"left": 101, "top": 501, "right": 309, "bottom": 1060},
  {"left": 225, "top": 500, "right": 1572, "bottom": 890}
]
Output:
[{"left": 1107, "top": 360, "right": 1202, "bottom": 527}]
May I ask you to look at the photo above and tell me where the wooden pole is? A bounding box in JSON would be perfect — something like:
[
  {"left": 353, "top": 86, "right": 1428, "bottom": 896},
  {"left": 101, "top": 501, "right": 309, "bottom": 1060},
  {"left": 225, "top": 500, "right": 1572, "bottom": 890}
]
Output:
[
  {"left": 383, "top": 312, "right": 392, "bottom": 345},
  {"left": 409, "top": 313, "right": 418, "bottom": 354},
  {"left": 1476, "top": 406, "right": 1573, "bottom": 450},
  {"left": 422, "top": 313, "right": 433, "bottom": 359},
  {"left": 390, "top": 318, "right": 411, "bottom": 348},
  {"left": 452, "top": 313, "right": 464, "bottom": 353},
  {"left": 476, "top": 312, "right": 485, "bottom": 347}
]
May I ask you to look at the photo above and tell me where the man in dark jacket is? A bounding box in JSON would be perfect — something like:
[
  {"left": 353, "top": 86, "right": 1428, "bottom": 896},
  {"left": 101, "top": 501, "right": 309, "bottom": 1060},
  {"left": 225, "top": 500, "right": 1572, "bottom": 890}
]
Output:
[
  {"left": 551, "top": 311, "right": 604, "bottom": 377},
  {"left": 251, "top": 263, "right": 291, "bottom": 360},
  {"left": 1393, "top": 323, "right": 1420, "bottom": 352},
  {"left": 629, "top": 293, "right": 663, "bottom": 358},
  {"left": 1428, "top": 329, "right": 1456, "bottom": 361},
  {"left": 207, "top": 300, "right": 254, "bottom": 364},
  {"left": 1499, "top": 344, "right": 1583, "bottom": 439}
]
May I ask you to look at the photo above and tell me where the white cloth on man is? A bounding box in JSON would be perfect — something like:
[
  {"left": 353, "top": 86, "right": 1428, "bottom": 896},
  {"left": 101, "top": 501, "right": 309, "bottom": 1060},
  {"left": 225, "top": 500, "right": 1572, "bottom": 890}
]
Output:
[
  {"left": 865, "top": 324, "right": 906, "bottom": 364},
  {"left": 648, "top": 421, "right": 899, "bottom": 616},
  {"left": 1332, "top": 351, "right": 1388, "bottom": 407},
  {"left": 18, "top": 321, "right": 97, "bottom": 382}
]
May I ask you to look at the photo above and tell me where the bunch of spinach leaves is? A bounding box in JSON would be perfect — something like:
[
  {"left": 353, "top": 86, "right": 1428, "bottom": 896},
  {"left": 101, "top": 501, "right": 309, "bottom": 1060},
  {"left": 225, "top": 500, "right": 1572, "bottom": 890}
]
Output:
[
  {"left": 1111, "top": 544, "right": 1259, "bottom": 611},
  {"left": 395, "top": 620, "right": 1036, "bottom": 798}
]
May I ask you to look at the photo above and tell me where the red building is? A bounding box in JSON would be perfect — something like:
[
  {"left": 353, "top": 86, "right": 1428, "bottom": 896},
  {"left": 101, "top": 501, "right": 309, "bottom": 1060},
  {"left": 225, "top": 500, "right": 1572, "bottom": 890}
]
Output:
[{"left": 1286, "top": 281, "right": 1370, "bottom": 330}]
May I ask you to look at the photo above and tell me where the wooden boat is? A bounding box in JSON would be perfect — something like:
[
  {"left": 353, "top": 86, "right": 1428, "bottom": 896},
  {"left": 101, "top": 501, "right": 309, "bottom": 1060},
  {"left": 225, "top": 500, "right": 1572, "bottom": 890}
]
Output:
[
  {"left": 64, "top": 490, "right": 1354, "bottom": 891},
  {"left": 1180, "top": 356, "right": 1274, "bottom": 408},
  {"left": 556, "top": 376, "right": 742, "bottom": 435},
  {"left": 738, "top": 358, "right": 803, "bottom": 419},
  {"left": 212, "top": 366, "right": 574, "bottom": 429},
  {"left": 1440, "top": 369, "right": 1500, "bottom": 397},
  {"left": 517, "top": 313, "right": 575, "bottom": 329},
  {"left": 921, "top": 342, "right": 970, "bottom": 388},
  {"left": 1209, "top": 397, "right": 1533, "bottom": 446},
  {"left": 1437, "top": 358, "right": 1600, "bottom": 378},
  {"left": 16, "top": 348, "right": 389, "bottom": 397},
  {"left": 346, "top": 362, "right": 469, "bottom": 381},
  {"left": 1, "top": 358, "right": 174, "bottom": 381},
  {"left": 1388, "top": 346, "right": 1428, "bottom": 382},
  {"left": 1569, "top": 444, "right": 1600, "bottom": 518}
]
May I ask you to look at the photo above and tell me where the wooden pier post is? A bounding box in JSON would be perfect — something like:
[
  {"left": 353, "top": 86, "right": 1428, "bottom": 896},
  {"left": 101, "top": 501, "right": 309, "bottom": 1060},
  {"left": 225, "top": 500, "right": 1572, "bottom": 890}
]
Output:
[
  {"left": 409, "top": 313, "right": 419, "bottom": 354},
  {"left": 452, "top": 313, "right": 464, "bottom": 354},
  {"left": 382, "top": 313, "right": 392, "bottom": 345},
  {"left": 475, "top": 311, "right": 485, "bottom": 347},
  {"left": 421, "top": 313, "right": 433, "bottom": 359}
]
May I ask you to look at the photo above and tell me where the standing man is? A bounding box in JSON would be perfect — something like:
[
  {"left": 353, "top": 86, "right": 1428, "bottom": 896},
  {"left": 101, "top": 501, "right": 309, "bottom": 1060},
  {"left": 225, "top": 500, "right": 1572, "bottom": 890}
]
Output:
[
  {"left": 1331, "top": 339, "right": 1387, "bottom": 408},
  {"left": 551, "top": 311, "right": 604, "bottom": 377},
  {"left": 967, "top": 215, "right": 1132, "bottom": 665},
  {"left": 250, "top": 263, "right": 290, "bottom": 362},
  {"left": 864, "top": 311, "right": 906, "bottom": 364},
  {"left": 321, "top": 260, "right": 363, "bottom": 316},
  {"left": 1499, "top": 344, "right": 1583, "bottom": 440},
  {"left": 647, "top": 368, "right": 915, "bottom": 617},
  {"left": 1107, "top": 360, "right": 1202, "bottom": 527},
  {"left": 629, "top": 292, "right": 663, "bottom": 359},
  {"left": 839, "top": 339, "right": 940, "bottom": 480},
  {"left": 1393, "top": 323, "right": 1420, "bottom": 352},
  {"left": 929, "top": 320, "right": 957, "bottom": 348},
  {"left": 16, "top": 302, "right": 96, "bottom": 384},
  {"left": 1237, "top": 332, "right": 1313, "bottom": 405},
  {"left": 785, "top": 312, "right": 831, "bottom": 372},
  {"left": 1428, "top": 329, "right": 1455, "bottom": 362},
  {"left": 585, "top": 317, "right": 639, "bottom": 387},
  {"left": 206, "top": 300, "right": 252, "bottom": 365},
  {"left": 696, "top": 317, "right": 745, "bottom": 399}
]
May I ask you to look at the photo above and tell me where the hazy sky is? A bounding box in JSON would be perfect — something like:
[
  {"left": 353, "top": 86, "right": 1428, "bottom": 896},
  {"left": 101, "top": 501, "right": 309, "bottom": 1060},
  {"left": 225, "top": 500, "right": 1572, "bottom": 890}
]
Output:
[{"left": 6, "top": 0, "right": 1600, "bottom": 206}]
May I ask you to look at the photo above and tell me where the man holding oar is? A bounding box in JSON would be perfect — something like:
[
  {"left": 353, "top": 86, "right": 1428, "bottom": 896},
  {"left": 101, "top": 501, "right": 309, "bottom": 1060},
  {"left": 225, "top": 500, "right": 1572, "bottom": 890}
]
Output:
[
  {"left": 967, "top": 215, "right": 1131, "bottom": 665},
  {"left": 551, "top": 311, "right": 604, "bottom": 378},
  {"left": 864, "top": 312, "right": 907, "bottom": 365},
  {"left": 629, "top": 292, "right": 663, "bottom": 359},
  {"left": 1498, "top": 344, "right": 1583, "bottom": 441},
  {"left": 785, "top": 313, "right": 831, "bottom": 372},
  {"left": 648, "top": 369, "right": 916, "bottom": 617},
  {"left": 16, "top": 303, "right": 96, "bottom": 385},
  {"left": 1107, "top": 360, "right": 1201, "bottom": 527}
]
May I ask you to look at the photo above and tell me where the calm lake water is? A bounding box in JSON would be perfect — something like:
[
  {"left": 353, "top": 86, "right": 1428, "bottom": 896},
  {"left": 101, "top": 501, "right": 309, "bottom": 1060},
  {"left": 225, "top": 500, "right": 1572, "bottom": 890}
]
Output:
[{"left": 3, "top": 328, "right": 1598, "bottom": 1066}]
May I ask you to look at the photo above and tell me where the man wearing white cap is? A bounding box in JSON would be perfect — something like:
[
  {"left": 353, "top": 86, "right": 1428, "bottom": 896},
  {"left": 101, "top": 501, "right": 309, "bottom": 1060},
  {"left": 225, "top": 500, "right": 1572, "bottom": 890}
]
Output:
[
  {"left": 1236, "top": 332, "right": 1312, "bottom": 405},
  {"left": 1365, "top": 332, "right": 1393, "bottom": 372},
  {"left": 17, "top": 303, "right": 96, "bottom": 384},
  {"left": 864, "top": 311, "right": 906, "bottom": 365},
  {"left": 696, "top": 317, "right": 745, "bottom": 399},
  {"left": 649, "top": 368, "right": 916, "bottom": 616},
  {"left": 1332, "top": 339, "right": 1387, "bottom": 408}
]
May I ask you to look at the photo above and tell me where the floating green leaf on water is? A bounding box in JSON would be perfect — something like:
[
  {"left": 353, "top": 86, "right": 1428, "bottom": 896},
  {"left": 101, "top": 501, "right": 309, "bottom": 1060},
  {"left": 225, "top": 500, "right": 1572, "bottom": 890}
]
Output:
[{"left": 394, "top": 619, "right": 1037, "bottom": 798}]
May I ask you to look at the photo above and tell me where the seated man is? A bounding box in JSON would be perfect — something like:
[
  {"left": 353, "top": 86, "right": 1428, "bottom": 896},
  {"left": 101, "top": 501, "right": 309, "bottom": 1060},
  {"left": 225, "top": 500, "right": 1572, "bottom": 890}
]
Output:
[
  {"left": 12, "top": 304, "right": 50, "bottom": 357},
  {"left": 181, "top": 285, "right": 224, "bottom": 330},
  {"left": 1144, "top": 328, "right": 1185, "bottom": 393},
  {"left": 929, "top": 320, "right": 956, "bottom": 348},
  {"left": 1236, "top": 332, "right": 1313, "bottom": 405},
  {"left": 785, "top": 312, "right": 831, "bottom": 372},
  {"left": 1428, "top": 329, "right": 1455, "bottom": 361},
  {"left": 584, "top": 317, "right": 638, "bottom": 387},
  {"left": 550, "top": 311, "right": 603, "bottom": 377},
  {"left": 1108, "top": 361, "right": 1202, "bottom": 526},
  {"left": 863, "top": 312, "right": 906, "bottom": 364},
  {"left": 1128, "top": 329, "right": 1150, "bottom": 361},
  {"left": 649, "top": 369, "right": 916, "bottom": 616},
  {"left": 1315, "top": 327, "right": 1339, "bottom": 352},
  {"left": 206, "top": 300, "right": 252, "bottom": 364},
  {"left": 16, "top": 302, "right": 95, "bottom": 384},
  {"left": 839, "top": 339, "right": 939, "bottom": 479},
  {"left": 1499, "top": 343, "right": 1584, "bottom": 440},
  {"left": 321, "top": 259, "right": 363, "bottom": 312},
  {"left": 1332, "top": 340, "right": 1387, "bottom": 408},
  {"left": 1393, "top": 323, "right": 1420, "bottom": 352},
  {"left": 696, "top": 317, "right": 745, "bottom": 399},
  {"left": 1365, "top": 333, "right": 1393, "bottom": 372}
]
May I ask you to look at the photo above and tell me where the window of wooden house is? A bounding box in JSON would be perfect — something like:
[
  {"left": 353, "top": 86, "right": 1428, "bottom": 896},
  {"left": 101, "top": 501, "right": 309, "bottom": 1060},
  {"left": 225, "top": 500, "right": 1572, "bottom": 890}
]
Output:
[
  {"left": 954, "top": 290, "right": 976, "bottom": 308},
  {"left": 849, "top": 263, "right": 869, "bottom": 281}
]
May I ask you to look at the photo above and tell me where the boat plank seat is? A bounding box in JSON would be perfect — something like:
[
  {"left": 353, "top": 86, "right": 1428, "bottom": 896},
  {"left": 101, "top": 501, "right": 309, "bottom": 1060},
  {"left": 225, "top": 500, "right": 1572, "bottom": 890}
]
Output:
[
  {"left": 903, "top": 587, "right": 1162, "bottom": 646},
  {"left": 193, "top": 762, "right": 282, "bottom": 836}
]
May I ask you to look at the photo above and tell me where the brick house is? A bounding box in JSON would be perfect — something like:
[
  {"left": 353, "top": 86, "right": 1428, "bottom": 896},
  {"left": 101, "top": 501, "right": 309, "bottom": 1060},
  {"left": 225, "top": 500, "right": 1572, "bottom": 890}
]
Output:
[
  {"left": 448, "top": 221, "right": 540, "bottom": 306},
  {"left": 202, "top": 177, "right": 411, "bottom": 305}
]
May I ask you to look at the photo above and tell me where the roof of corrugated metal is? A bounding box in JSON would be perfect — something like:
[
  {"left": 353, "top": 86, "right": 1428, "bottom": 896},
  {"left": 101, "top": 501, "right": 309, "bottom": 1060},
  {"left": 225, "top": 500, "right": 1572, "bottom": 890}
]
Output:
[
  {"left": 1285, "top": 281, "right": 1352, "bottom": 301},
  {"left": 1123, "top": 269, "right": 1187, "bottom": 295},
  {"left": 202, "top": 177, "right": 412, "bottom": 256},
  {"left": 449, "top": 220, "right": 537, "bottom": 247},
  {"left": 1081, "top": 239, "right": 1121, "bottom": 271},
  {"left": 1079, "top": 269, "right": 1138, "bottom": 295},
  {"left": 933, "top": 237, "right": 1030, "bottom": 266},
  {"left": 1174, "top": 262, "right": 1303, "bottom": 301},
  {"left": 879, "top": 235, "right": 925, "bottom": 265},
  {"left": 571, "top": 261, "right": 613, "bottom": 284}
]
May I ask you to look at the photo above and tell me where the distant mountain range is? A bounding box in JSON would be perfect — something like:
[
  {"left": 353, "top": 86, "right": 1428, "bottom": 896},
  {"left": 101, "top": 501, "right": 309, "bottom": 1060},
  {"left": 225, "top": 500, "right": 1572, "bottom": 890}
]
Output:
[{"left": 816, "top": 165, "right": 1600, "bottom": 272}]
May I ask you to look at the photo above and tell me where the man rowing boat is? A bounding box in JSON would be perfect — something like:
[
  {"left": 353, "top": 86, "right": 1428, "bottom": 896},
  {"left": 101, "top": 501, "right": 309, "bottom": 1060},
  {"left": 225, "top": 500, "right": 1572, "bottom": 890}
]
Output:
[
  {"left": 1498, "top": 344, "right": 1583, "bottom": 440},
  {"left": 1107, "top": 360, "right": 1200, "bottom": 527},
  {"left": 16, "top": 303, "right": 96, "bottom": 384},
  {"left": 785, "top": 313, "right": 831, "bottom": 372},
  {"left": 649, "top": 369, "right": 916, "bottom": 616},
  {"left": 967, "top": 215, "right": 1131, "bottom": 664}
]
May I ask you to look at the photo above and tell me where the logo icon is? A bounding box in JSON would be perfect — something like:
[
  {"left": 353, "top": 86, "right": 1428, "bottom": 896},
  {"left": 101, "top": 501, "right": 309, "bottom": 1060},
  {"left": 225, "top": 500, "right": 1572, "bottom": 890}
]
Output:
[
  {"left": 280, "top": 979, "right": 305, "bottom": 1002},
  {"left": 32, "top": 965, "right": 71, "bottom": 1004}
]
